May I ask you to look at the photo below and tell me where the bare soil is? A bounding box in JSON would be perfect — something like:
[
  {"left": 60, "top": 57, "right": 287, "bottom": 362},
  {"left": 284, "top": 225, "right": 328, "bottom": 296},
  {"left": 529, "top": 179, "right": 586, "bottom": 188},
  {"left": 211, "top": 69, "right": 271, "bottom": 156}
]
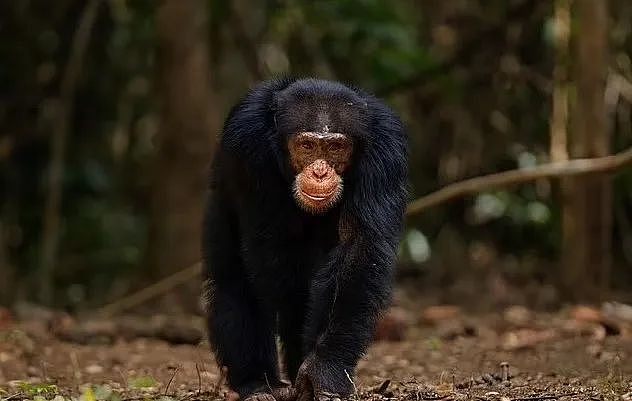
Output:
[{"left": 1, "top": 301, "right": 631, "bottom": 401}]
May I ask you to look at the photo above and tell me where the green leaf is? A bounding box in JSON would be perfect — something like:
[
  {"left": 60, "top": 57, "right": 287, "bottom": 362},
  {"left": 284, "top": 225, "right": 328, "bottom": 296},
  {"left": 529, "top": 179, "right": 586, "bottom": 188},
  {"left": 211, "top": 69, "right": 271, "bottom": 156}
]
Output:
[
  {"left": 426, "top": 336, "right": 442, "bottom": 351},
  {"left": 127, "top": 376, "right": 158, "bottom": 390},
  {"left": 93, "top": 385, "right": 113, "bottom": 401},
  {"left": 17, "top": 382, "right": 59, "bottom": 397}
]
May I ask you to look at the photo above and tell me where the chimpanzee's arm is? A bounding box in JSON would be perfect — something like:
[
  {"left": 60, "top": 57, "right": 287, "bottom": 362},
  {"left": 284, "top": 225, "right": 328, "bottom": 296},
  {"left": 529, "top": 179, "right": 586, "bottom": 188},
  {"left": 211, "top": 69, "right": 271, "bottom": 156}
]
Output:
[
  {"left": 301, "top": 233, "right": 398, "bottom": 398},
  {"left": 203, "top": 173, "right": 283, "bottom": 398},
  {"left": 297, "top": 97, "right": 408, "bottom": 400}
]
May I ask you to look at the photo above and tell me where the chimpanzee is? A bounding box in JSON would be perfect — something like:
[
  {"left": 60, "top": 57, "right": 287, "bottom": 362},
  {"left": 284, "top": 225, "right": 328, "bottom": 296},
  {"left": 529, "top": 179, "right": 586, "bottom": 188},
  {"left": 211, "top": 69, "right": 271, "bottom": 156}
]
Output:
[{"left": 202, "top": 77, "right": 408, "bottom": 401}]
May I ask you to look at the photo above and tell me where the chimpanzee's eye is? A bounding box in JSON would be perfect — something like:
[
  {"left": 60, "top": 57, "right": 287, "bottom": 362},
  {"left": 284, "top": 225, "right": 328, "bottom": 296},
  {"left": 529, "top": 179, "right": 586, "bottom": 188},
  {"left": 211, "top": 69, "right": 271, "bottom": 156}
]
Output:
[
  {"left": 301, "top": 141, "right": 315, "bottom": 151},
  {"left": 329, "top": 141, "right": 343, "bottom": 152}
]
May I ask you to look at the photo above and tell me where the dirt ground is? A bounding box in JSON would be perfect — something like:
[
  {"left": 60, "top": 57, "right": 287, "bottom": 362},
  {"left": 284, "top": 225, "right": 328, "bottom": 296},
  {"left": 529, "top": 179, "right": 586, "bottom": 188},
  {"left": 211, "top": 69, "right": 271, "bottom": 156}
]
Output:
[{"left": 1, "top": 298, "right": 631, "bottom": 401}]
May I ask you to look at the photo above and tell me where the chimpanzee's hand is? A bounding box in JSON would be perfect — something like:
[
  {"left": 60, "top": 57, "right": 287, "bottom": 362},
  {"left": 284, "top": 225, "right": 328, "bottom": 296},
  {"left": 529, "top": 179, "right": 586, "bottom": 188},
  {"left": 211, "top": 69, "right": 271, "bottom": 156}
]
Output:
[
  {"left": 292, "top": 354, "right": 354, "bottom": 401},
  {"left": 240, "top": 384, "right": 294, "bottom": 401}
]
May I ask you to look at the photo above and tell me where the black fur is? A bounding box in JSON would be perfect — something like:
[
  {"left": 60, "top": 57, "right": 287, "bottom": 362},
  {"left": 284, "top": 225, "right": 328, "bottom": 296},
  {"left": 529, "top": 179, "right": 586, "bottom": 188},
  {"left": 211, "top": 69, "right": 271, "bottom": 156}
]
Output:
[{"left": 202, "top": 78, "right": 408, "bottom": 399}]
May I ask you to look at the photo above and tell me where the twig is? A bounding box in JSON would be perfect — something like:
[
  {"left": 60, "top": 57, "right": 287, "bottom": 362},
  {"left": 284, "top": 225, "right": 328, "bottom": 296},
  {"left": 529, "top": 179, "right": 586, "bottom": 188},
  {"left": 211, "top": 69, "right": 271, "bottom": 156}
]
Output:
[
  {"left": 344, "top": 369, "right": 358, "bottom": 396},
  {"left": 70, "top": 351, "right": 82, "bottom": 383},
  {"left": 40, "top": 361, "right": 49, "bottom": 382},
  {"left": 264, "top": 372, "right": 273, "bottom": 394},
  {"left": 419, "top": 396, "right": 450, "bottom": 401},
  {"left": 195, "top": 363, "right": 202, "bottom": 396},
  {"left": 95, "top": 148, "right": 632, "bottom": 315},
  {"left": 164, "top": 365, "right": 181, "bottom": 395},
  {"left": 372, "top": 380, "right": 390, "bottom": 394},
  {"left": 96, "top": 262, "right": 201, "bottom": 317},
  {"left": 511, "top": 394, "right": 578, "bottom": 401},
  {"left": 500, "top": 362, "right": 510, "bottom": 382},
  {"left": 406, "top": 147, "right": 632, "bottom": 216},
  {"left": 116, "top": 367, "right": 129, "bottom": 388},
  {"left": 214, "top": 366, "right": 228, "bottom": 395},
  {"left": 1, "top": 394, "right": 21, "bottom": 401}
]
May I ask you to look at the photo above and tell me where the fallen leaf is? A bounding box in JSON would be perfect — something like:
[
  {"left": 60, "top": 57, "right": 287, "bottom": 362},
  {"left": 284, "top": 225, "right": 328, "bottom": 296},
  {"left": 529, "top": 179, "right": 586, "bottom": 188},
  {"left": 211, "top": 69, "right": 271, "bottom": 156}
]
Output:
[
  {"left": 569, "top": 305, "right": 602, "bottom": 323},
  {"left": 420, "top": 305, "right": 461, "bottom": 324}
]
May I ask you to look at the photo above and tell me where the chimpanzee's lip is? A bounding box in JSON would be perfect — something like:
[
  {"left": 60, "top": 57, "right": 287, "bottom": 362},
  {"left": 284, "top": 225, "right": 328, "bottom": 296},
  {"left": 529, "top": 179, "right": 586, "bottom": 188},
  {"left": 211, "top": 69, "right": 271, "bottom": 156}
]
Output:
[{"left": 302, "top": 189, "right": 336, "bottom": 201}]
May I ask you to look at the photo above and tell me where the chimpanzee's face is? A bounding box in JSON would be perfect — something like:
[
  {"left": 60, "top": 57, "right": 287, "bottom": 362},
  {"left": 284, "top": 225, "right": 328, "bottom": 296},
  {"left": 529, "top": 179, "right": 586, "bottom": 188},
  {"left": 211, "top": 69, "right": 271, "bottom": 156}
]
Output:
[
  {"left": 287, "top": 129, "right": 354, "bottom": 214},
  {"left": 274, "top": 79, "right": 367, "bottom": 214}
]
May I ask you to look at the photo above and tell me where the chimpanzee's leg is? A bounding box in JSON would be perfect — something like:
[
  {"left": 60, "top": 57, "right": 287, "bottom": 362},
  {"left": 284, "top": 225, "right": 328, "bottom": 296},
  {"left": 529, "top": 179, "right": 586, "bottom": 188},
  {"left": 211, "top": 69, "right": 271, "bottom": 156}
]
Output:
[{"left": 203, "top": 191, "right": 281, "bottom": 399}]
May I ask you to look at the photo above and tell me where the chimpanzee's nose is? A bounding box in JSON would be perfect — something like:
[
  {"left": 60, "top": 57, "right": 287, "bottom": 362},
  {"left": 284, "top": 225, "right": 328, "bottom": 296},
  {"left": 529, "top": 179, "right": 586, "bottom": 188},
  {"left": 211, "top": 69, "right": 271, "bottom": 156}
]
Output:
[{"left": 312, "top": 160, "right": 328, "bottom": 179}]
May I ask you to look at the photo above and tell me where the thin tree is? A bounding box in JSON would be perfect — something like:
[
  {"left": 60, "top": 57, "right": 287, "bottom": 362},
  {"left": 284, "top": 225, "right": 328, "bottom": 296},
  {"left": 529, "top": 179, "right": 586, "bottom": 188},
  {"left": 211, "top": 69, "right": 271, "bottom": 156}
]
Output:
[
  {"left": 39, "top": 0, "right": 100, "bottom": 305},
  {"left": 551, "top": 0, "right": 574, "bottom": 300},
  {"left": 550, "top": 0, "right": 570, "bottom": 164},
  {"left": 561, "top": 0, "right": 611, "bottom": 301},
  {"left": 147, "top": 0, "right": 217, "bottom": 305}
]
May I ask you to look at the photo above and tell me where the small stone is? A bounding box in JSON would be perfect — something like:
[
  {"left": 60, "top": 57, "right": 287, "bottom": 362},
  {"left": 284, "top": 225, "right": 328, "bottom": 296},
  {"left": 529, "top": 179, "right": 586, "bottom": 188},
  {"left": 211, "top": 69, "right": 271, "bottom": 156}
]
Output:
[
  {"left": 570, "top": 305, "right": 602, "bottom": 323},
  {"left": 0, "top": 352, "right": 13, "bottom": 363},
  {"left": 85, "top": 364, "right": 104, "bottom": 374},
  {"left": 503, "top": 305, "right": 532, "bottom": 326}
]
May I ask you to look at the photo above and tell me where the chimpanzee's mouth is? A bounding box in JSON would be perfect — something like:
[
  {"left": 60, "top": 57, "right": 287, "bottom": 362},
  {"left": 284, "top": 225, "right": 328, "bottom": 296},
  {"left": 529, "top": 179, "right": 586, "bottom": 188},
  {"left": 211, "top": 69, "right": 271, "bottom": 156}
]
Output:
[{"left": 301, "top": 189, "right": 336, "bottom": 201}]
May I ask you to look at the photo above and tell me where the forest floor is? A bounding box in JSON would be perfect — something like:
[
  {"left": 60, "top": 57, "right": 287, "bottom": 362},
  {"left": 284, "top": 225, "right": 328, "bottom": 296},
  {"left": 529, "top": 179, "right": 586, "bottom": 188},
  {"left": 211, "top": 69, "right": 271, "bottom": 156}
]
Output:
[{"left": 1, "top": 294, "right": 631, "bottom": 401}]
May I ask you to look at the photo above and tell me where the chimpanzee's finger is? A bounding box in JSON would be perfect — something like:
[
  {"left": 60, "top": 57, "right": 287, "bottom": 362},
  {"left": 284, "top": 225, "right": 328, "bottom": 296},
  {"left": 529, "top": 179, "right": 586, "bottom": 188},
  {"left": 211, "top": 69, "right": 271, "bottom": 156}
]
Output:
[
  {"left": 316, "top": 391, "right": 342, "bottom": 401},
  {"left": 225, "top": 390, "right": 240, "bottom": 401},
  {"left": 271, "top": 386, "right": 297, "bottom": 401}
]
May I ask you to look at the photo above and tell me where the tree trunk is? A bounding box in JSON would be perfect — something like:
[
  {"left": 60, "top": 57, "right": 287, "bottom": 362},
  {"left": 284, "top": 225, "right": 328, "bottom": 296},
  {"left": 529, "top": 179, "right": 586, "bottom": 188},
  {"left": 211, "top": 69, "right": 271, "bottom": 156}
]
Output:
[
  {"left": 147, "top": 0, "right": 217, "bottom": 308},
  {"left": 561, "top": 0, "right": 611, "bottom": 302}
]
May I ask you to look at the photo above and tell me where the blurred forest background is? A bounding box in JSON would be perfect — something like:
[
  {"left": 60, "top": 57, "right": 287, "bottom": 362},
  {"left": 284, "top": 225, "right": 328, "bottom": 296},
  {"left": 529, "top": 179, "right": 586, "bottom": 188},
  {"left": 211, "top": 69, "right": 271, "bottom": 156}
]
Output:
[{"left": 1, "top": 0, "right": 631, "bottom": 313}]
